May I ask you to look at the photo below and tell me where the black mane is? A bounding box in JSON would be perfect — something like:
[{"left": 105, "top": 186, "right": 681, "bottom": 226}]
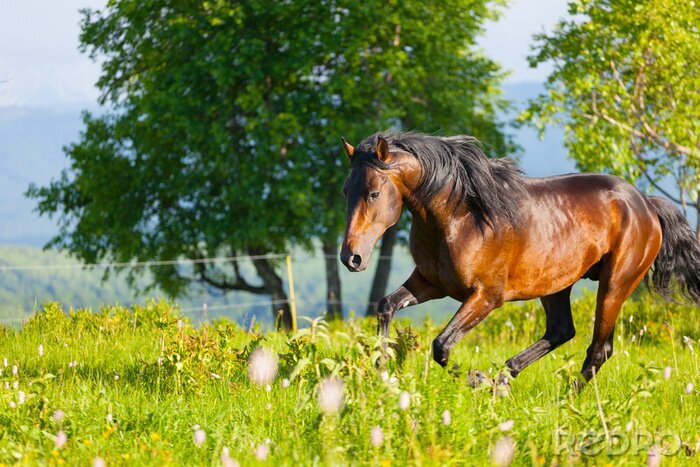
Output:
[{"left": 353, "top": 131, "right": 526, "bottom": 229}]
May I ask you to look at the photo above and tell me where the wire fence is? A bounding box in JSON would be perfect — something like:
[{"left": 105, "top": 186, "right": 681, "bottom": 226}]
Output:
[{"left": 0, "top": 250, "right": 423, "bottom": 329}]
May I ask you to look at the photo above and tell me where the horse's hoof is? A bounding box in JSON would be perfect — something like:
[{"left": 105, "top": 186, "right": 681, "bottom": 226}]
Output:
[
  {"left": 571, "top": 379, "right": 586, "bottom": 393},
  {"left": 467, "top": 369, "right": 492, "bottom": 388},
  {"left": 493, "top": 378, "right": 511, "bottom": 397}
]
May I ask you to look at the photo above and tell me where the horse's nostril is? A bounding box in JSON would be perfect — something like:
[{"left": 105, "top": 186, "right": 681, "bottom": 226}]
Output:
[{"left": 350, "top": 254, "right": 362, "bottom": 268}]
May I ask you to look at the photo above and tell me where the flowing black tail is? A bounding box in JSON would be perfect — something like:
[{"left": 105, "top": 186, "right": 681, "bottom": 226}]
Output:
[{"left": 647, "top": 196, "right": 700, "bottom": 305}]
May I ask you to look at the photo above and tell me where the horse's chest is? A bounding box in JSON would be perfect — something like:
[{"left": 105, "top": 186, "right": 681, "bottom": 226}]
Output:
[{"left": 410, "top": 237, "right": 473, "bottom": 300}]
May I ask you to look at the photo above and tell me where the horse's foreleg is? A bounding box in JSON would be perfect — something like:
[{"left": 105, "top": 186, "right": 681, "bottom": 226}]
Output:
[
  {"left": 377, "top": 268, "right": 444, "bottom": 344},
  {"left": 505, "top": 286, "right": 575, "bottom": 377},
  {"left": 432, "top": 289, "right": 500, "bottom": 367}
]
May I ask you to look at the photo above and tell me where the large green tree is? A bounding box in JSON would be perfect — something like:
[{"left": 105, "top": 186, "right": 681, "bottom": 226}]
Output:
[
  {"left": 521, "top": 0, "right": 700, "bottom": 239},
  {"left": 28, "top": 0, "right": 513, "bottom": 326}
]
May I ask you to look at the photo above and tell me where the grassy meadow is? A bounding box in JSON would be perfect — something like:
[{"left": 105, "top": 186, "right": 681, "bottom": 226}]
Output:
[{"left": 0, "top": 293, "right": 698, "bottom": 465}]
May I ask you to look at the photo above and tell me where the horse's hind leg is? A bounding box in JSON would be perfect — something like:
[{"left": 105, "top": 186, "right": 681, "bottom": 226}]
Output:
[
  {"left": 581, "top": 254, "right": 654, "bottom": 382},
  {"left": 505, "top": 286, "right": 575, "bottom": 377}
]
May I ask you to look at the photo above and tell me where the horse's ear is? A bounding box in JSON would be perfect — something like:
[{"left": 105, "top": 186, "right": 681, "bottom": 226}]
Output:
[
  {"left": 376, "top": 136, "right": 389, "bottom": 162},
  {"left": 341, "top": 137, "right": 355, "bottom": 159}
]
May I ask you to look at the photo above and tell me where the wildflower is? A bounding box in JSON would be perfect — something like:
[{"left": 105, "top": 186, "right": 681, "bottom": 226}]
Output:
[
  {"left": 150, "top": 432, "right": 160, "bottom": 441},
  {"left": 114, "top": 374, "right": 119, "bottom": 381},
  {"left": 4, "top": 381, "right": 8, "bottom": 389},
  {"left": 12, "top": 381, "right": 18, "bottom": 389},
  {"left": 221, "top": 447, "right": 240, "bottom": 467},
  {"left": 370, "top": 426, "right": 383, "bottom": 447},
  {"left": 683, "top": 336, "right": 695, "bottom": 353},
  {"left": 9, "top": 401, "right": 16, "bottom": 408},
  {"left": 55, "top": 431, "right": 68, "bottom": 449},
  {"left": 685, "top": 383, "right": 694, "bottom": 395},
  {"left": 18, "top": 391, "right": 25, "bottom": 405},
  {"left": 38, "top": 345, "right": 44, "bottom": 357},
  {"left": 265, "top": 403, "right": 272, "bottom": 410},
  {"left": 499, "top": 419, "right": 514, "bottom": 431},
  {"left": 107, "top": 413, "right": 113, "bottom": 423},
  {"left": 380, "top": 370, "right": 389, "bottom": 381},
  {"left": 626, "top": 421, "right": 634, "bottom": 432},
  {"left": 398, "top": 391, "right": 411, "bottom": 411},
  {"left": 92, "top": 457, "right": 106, "bottom": 467},
  {"left": 265, "top": 384, "right": 271, "bottom": 392},
  {"left": 281, "top": 378, "right": 290, "bottom": 388},
  {"left": 12, "top": 365, "right": 18, "bottom": 375},
  {"left": 663, "top": 366, "right": 672, "bottom": 381},
  {"left": 475, "top": 345, "right": 480, "bottom": 354},
  {"left": 255, "top": 443, "right": 269, "bottom": 460},
  {"left": 210, "top": 373, "right": 221, "bottom": 380},
  {"left": 318, "top": 377, "right": 344, "bottom": 415},
  {"left": 2, "top": 357, "right": 7, "bottom": 367},
  {"left": 647, "top": 445, "right": 662, "bottom": 467},
  {"left": 157, "top": 357, "right": 163, "bottom": 365},
  {"left": 68, "top": 361, "right": 77, "bottom": 369},
  {"left": 491, "top": 436, "right": 516, "bottom": 467},
  {"left": 247, "top": 347, "right": 278, "bottom": 386},
  {"left": 629, "top": 315, "right": 634, "bottom": 323},
  {"left": 441, "top": 410, "right": 451, "bottom": 426},
  {"left": 193, "top": 427, "right": 206, "bottom": 446}
]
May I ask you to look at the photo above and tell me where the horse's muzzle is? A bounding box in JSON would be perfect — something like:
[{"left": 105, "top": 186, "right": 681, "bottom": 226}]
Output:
[{"left": 340, "top": 251, "right": 365, "bottom": 272}]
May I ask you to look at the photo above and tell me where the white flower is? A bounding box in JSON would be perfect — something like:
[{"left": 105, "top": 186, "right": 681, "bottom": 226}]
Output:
[
  {"left": 11, "top": 365, "right": 18, "bottom": 376},
  {"left": 92, "top": 457, "right": 106, "bottom": 467},
  {"left": 647, "top": 445, "right": 662, "bottom": 467},
  {"left": 491, "top": 436, "right": 515, "bottom": 467},
  {"left": 318, "top": 377, "right": 344, "bottom": 415},
  {"left": 2, "top": 357, "right": 7, "bottom": 367},
  {"left": 265, "top": 384, "right": 271, "bottom": 392},
  {"left": 53, "top": 410, "right": 65, "bottom": 422},
  {"left": 114, "top": 374, "right": 119, "bottom": 381},
  {"left": 193, "top": 428, "right": 206, "bottom": 446},
  {"left": 220, "top": 447, "right": 240, "bottom": 467},
  {"left": 380, "top": 370, "right": 389, "bottom": 381},
  {"left": 107, "top": 413, "right": 113, "bottom": 423},
  {"left": 38, "top": 345, "right": 44, "bottom": 357},
  {"left": 68, "top": 361, "right": 77, "bottom": 369},
  {"left": 663, "top": 366, "right": 672, "bottom": 381},
  {"left": 9, "top": 401, "right": 16, "bottom": 408},
  {"left": 441, "top": 410, "right": 452, "bottom": 426},
  {"left": 475, "top": 345, "right": 480, "bottom": 354},
  {"left": 265, "top": 403, "right": 272, "bottom": 410},
  {"left": 12, "top": 381, "right": 18, "bottom": 389},
  {"left": 18, "top": 391, "right": 25, "bottom": 405},
  {"left": 255, "top": 443, "right": 269, "bottom": 460},
  {"left": 370, "top": 426, "right": 383, "bottom": 447},
  {"left": 281, "top": 378, "right": 290, "bottom": 388},
  {"left": 55, "top": 431, "right": 68, "bottom": 449},
  {"left": 398, "top": 392, "right": 411, "bottom": 411},
  {"left": 685, "top": 383, "right": 694, "bottom": 395},
  {"left": 626, "top": 421, "right": 634, "bottom": 432},
  {"left": 498, "top": 419, "right": 514, "bottom": 431},
  {"left": 247, "top": 348, "right": 278, "bottom": 386}
]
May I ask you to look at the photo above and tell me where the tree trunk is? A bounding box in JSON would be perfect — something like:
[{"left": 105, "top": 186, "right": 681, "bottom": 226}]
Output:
[
  {"left": 251, "top": 254, "right": 293, "bottom": 331},
  {"left": 695, "top": 204, "right": 700, "bottom": 243},
  {"left": 365, "top": 224, "right": 399, "bottom": 316},
  {"left": 323, "top": 239, "right": 343, "bottom": 320}
]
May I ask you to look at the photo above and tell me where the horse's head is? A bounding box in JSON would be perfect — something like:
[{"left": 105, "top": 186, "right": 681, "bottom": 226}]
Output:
[{"left": 340, "top": 136, "right": 406, "bottom": 272}]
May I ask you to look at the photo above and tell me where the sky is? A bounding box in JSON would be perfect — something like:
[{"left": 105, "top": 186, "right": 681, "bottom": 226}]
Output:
[{"left": 0, "top": 0, "right": 570, "bottom": 108}]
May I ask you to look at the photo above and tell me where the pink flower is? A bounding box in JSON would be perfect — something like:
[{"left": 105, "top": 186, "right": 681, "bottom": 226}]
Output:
[
  {"left": 663, "top": 366, "right": 672, "bottom": 381},
  {"left": 247, "top": 348, "right": 278, "bottom": 386},
  {"left": 370, "top": 426, "right": 383, "bottom": 447},
  {"left": 193, "top": 427, "right": 206, "bottom": 446},
  {"left": 491, "top": 436, "right": 515, "bottom": 467},
  {"left": 53, "top": 410, "right": 65, "bottom": 422},
  {"left": 441, "top": 410, "right": 452, "bottom": 426},
  {"left": 92, "top": 457, "right": 106, "bottom": 467},
  {"left": 318, "top": 377, "right": 344, "bottom": 415},
  {"left": 498, "top": 419, "right": 514, "bottom": 431},
  {"left": 398, "top": 392, "right": 411, "bottom": 411},
  {"left": 55, "top": 431, "right": 68, "bottom": 449},
  {"left": 255, "top": 443, "right": 269, "bottom": 460}
]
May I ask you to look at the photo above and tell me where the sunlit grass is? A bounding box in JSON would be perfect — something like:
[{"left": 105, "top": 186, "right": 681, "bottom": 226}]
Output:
[{"left": 0, "top": 296, "right": 698, "bottom": 465}]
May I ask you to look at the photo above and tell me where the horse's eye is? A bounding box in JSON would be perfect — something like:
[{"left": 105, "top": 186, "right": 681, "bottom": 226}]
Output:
[{"left": 369, "top": 191, "right": 380, "bottom": 201}]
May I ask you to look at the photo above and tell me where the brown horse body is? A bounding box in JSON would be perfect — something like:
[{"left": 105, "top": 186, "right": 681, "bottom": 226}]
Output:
[{"left": 340, "top": 132, "right": 700, "bottom": 384}]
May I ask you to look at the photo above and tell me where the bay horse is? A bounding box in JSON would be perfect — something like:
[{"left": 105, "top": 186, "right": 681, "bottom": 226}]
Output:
[{"left": 339, "top": 131, "right": 700, "bottom": 385}]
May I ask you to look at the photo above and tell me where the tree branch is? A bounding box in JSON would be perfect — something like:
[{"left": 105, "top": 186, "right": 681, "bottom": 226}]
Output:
[{"left": 194, "top": 261, "right": 268, "bottom": 294}]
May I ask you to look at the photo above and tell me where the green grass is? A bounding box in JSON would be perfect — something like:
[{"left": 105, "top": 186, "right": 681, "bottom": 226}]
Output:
[{"left": 0, "top": 294, "right": 698, "bottom": 465}]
